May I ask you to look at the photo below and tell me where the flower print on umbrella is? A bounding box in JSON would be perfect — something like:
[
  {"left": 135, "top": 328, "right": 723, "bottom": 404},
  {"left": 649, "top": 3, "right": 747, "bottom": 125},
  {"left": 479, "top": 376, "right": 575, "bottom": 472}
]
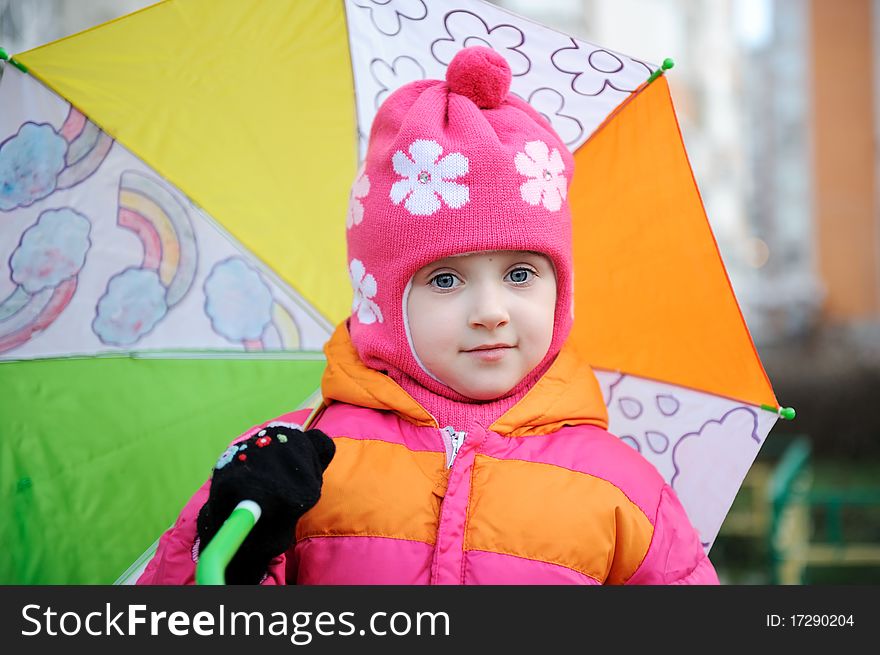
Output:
[
  {"left": 352, "top": 0, "right": 427, "bottom": 37},
  {"left": 431, "top": 11, "right": 530, "bottom": 77},
  {"left": 347, "top": 166, "right": 370, "bottom": 229},
  {"left": 515, "top": 140, "right": 567, "bottom": 211},
  {"left": 371, "top": 55, "right": 426, "bottom": 109},
  {"left": 349, "top": 258, "right": 383, "bottom": 325},
  {"left": 551, "top": 40, "right": 651, "bottom": 97},
  {"left": 389, "top": 139, "right": 469, "bottom": 216},
  {"left": 524, "top": 88, "right": 584, "bottom": 148}
]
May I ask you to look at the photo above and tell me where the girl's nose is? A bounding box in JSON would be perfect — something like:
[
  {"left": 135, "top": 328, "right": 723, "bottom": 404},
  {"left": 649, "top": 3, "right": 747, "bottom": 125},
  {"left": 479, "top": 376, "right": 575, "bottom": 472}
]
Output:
[{"left": 468, "top": 285, "right": 510, "bottom": 330}]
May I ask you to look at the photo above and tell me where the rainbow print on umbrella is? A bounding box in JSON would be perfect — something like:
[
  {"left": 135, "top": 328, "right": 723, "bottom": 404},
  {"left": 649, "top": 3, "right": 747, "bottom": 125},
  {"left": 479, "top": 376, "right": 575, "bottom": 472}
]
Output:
[
  {"left": 204, "top": 257, "right": 303, "bottom": 351},
  {"left": 92, "top": 171, "right": 197, "bottom": 346},
  {"left": 0, "top": 207, "right": 91, "bottom": 353},
  {"left": 57, "top": 107, "right": 114, "bottom": 190},
  {"left": 0, "top": 104, "right": 112, "bottom": 354}
]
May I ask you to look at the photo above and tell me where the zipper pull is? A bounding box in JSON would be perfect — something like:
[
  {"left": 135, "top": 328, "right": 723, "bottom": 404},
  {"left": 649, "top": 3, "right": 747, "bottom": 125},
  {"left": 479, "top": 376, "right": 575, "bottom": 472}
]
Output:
[{"left": 441, "top": 425, "right": 467, "bottom": 469}]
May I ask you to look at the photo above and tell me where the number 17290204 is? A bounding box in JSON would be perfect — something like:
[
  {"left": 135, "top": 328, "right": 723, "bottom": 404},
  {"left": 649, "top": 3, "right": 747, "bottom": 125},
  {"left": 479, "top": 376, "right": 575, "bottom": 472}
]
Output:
[{"left": 766, "top": 614, "right": 854, "bottom": 627}]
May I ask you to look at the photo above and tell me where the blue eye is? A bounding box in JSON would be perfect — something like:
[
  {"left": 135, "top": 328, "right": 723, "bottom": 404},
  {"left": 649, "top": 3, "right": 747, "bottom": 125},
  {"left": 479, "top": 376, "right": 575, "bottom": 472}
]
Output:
[
  {"left": 506, "top": 268, "right": 534, "bottom": 284},
  {"left": 431, "top": 273, "right": 458, "bottom": 289}
]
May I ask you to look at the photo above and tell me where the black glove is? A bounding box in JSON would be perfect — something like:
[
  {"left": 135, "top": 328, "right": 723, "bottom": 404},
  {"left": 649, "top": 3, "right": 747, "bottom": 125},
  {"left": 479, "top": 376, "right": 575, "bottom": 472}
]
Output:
[{"left": 196, "top": 424, "right": 335, "bottom": 584}]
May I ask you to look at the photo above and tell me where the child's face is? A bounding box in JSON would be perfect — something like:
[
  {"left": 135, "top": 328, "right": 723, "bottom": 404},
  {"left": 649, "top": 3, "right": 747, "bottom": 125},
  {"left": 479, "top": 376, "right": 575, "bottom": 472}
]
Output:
[{"left": 406, "top": 250, "right": 557, "bottom": 401}]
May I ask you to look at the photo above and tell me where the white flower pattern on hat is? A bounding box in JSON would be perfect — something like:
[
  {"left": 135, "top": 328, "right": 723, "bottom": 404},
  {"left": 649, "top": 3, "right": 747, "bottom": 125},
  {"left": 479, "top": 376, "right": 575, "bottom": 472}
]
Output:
[
  {"left": 389, "top": 139, "right": 469, "bottom": 216},
  {"left": 515, "top": 140, "right": 567, "bottom": 211},
  {"left": 347, "top": 167, "right": 371, "bottom": 229},
  {"left": 349, "top": 258, "right": 383, "bottom": 324}
]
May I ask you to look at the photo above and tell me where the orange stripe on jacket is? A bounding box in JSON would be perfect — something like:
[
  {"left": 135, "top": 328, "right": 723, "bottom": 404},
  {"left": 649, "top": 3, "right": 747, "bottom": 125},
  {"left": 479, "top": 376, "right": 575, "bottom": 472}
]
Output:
[
  {"left": 297, "top": 437, "right": 447, "bottom": 545},
  {"left": 466, "top": 456, "right": 653, "bottom": 583}
]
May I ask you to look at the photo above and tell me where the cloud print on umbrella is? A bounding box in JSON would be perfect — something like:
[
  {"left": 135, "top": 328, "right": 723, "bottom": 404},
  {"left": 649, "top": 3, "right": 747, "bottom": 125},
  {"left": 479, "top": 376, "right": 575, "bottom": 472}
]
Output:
[
  {"left": 671, "top": 407, "right": 763, "bottom": 544},
  {"left": 11, "top": 208, "right": 91, "bottom": 293},
  {"left": 92, "top": 268, "right": 168, "bottom": 346},
  {"left": 598, "top": 370, "right": 770, "bottom": 547},
  {"left": 204, "top": 257, "right": 275, "bottom": 350},
  {"left": 0, "top": 108, "right": 113, "bottom": 212},
  {"left": 1, "top": 207, "right": 91, "bottom": 353},
  {"left": 0, "top": 123, "right": 66, "bottom": 211}
]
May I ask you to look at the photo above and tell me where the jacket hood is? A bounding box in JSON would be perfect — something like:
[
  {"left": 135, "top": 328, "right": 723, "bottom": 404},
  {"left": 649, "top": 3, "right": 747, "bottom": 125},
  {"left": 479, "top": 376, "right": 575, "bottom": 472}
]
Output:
[{"left": 321, "top": 322, "right": 608, "bottom": 437}]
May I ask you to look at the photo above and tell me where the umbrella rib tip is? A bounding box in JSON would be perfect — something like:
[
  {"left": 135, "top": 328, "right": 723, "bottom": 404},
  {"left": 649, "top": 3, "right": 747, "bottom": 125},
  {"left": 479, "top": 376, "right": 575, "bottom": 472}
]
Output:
[
  {"left": 0, "top": 48, "right": 27, "bottom": 73},
  {"left": 646, "top": 57, "right": 675, "bottom": 85},
  {"left": 761, "top": 404, "right": 796, "bottom": 420}
]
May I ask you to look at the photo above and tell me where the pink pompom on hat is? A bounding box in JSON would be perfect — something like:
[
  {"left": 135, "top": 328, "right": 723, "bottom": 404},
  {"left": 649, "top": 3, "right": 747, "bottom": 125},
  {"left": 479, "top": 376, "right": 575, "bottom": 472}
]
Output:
[{"left": 345, "top": 46, "right": 576, "bottom": 425}]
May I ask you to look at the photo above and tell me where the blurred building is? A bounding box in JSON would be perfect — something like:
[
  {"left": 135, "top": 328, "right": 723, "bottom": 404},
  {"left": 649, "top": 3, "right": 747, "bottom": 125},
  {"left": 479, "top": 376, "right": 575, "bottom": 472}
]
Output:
[
  {"left": 739, "top": 0, "right": 818, "bottom": 342},
  {"left": 809, "top": 0, "right": 879, "bottom": 324}
]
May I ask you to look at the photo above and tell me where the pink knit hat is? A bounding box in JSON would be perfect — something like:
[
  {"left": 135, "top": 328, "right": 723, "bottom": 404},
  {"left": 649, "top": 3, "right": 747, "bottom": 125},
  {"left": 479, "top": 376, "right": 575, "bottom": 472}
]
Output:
[{"left": 346, "top": 46, "right": 575, "bottom": 412}]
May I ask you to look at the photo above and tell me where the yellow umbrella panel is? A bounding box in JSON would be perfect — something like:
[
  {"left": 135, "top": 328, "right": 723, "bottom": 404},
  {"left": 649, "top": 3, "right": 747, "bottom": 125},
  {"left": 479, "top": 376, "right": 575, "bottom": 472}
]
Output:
[{"left": 16, "top": 0, "right": 358, "bottom": 324}]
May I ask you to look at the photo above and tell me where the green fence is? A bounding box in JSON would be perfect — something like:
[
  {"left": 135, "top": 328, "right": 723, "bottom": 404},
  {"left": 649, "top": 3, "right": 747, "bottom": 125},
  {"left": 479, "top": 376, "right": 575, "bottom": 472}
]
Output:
[{"left": 768, "top": 436, "right": 880, "bottom": 584}]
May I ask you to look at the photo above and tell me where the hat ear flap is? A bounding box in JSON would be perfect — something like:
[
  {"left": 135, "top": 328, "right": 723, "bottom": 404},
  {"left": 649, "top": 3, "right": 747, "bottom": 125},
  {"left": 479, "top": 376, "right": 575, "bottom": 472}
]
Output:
[{"left": 305, "top": 429, "right": 336, "bottom": 470}]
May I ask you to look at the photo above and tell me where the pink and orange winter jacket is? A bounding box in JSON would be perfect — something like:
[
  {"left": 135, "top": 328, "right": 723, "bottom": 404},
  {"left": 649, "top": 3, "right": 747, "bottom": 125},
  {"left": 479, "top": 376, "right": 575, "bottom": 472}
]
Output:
[{"left": 138, "top": 324, "right": 719, "bottom": 585}]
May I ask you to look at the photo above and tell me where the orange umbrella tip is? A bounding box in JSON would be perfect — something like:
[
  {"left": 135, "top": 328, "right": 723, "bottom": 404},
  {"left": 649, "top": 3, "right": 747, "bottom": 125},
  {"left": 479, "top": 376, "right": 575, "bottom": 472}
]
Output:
[{"left": 761, "top": 404, "right": 796, "bottom": 421}]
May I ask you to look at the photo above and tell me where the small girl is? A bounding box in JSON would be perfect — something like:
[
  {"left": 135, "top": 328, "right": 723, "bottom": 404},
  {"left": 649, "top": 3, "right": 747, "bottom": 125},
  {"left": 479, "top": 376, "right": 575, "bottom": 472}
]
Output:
[{"left": 138, "top": 47, "right": 718, "bottom": 585}]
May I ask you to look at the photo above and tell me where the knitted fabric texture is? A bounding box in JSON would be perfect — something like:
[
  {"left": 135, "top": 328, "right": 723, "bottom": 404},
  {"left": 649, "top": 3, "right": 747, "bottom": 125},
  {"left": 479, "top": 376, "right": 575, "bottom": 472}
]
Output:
[{"left": 345, "top": 46, "right": 576, "bottom": 428}]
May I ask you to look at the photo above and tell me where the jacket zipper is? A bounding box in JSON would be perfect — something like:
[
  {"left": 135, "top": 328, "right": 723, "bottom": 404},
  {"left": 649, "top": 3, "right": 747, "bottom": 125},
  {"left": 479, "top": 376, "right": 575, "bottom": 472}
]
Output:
[
  {"left": 440, "top": 425, "right": 467, "bottom": 469},
  {"left": 432, "top": 424, "right": 472, "bottom": 583}
]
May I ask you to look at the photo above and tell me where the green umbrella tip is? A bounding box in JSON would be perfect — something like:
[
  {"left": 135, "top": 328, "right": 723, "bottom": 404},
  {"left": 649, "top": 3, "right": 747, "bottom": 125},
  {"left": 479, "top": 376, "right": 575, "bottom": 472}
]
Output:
[
  {"left": 761, "top": 404, "right": 796, "bottom": 420},
  {"left": 0, "top": 48, "right": 27, "bottom": 73},
  {"left": 646, "top": 57, "right": 675, "bottom": 85}
]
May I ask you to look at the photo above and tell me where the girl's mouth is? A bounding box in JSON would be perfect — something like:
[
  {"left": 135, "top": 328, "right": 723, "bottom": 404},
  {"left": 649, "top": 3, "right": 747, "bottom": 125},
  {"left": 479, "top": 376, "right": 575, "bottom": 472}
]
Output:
[{"left": 463, "top": 344, "right": 514, "bottom": 362}]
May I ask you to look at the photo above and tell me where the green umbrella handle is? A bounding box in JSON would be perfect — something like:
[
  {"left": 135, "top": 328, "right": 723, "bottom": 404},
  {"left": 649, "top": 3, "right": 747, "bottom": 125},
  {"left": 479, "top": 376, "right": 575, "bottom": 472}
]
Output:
[{"left": 195, "top": 500, "right": 261, "bottom": 585}]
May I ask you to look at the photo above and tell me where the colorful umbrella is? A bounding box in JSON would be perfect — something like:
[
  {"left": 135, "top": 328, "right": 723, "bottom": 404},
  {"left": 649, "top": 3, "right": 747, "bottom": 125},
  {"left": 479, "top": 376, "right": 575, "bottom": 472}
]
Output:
[{"left": 0, "top": 0, "right": 792, "bottom": 584}]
